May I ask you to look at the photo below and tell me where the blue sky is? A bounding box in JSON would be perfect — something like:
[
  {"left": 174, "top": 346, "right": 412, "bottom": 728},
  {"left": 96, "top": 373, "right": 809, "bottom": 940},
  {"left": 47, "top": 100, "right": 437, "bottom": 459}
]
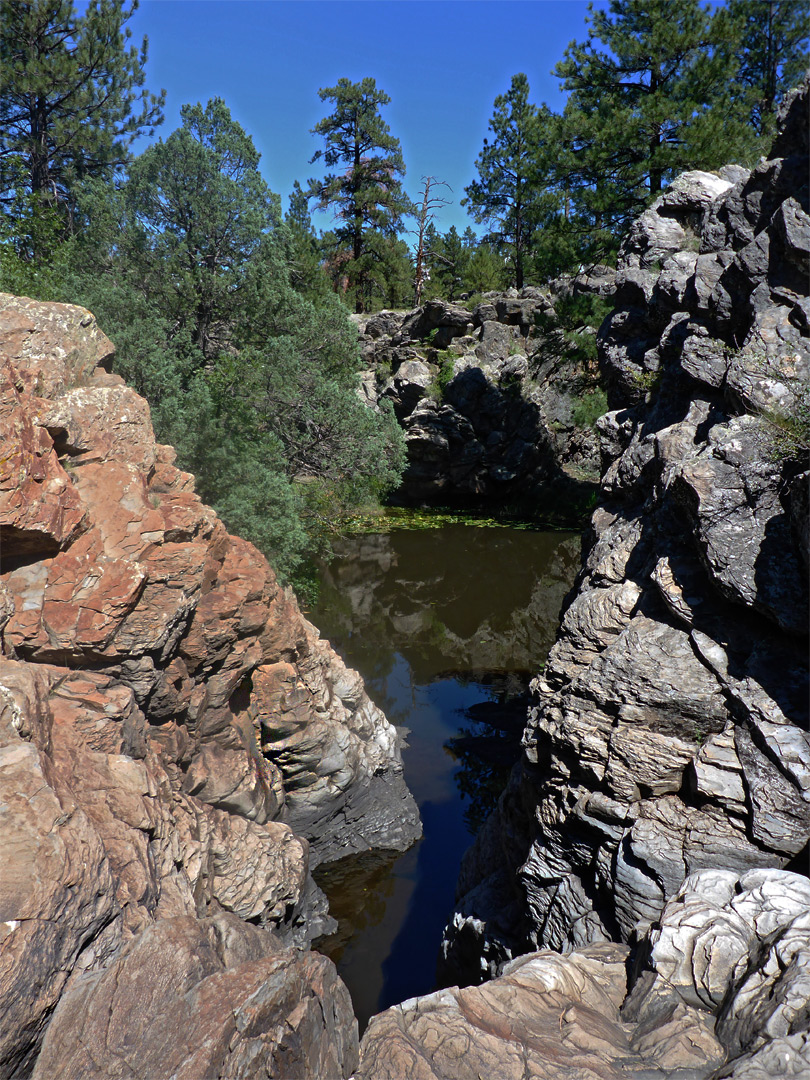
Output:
[{"left": 125, "top": 1, "right": 605, "bottom": 236}]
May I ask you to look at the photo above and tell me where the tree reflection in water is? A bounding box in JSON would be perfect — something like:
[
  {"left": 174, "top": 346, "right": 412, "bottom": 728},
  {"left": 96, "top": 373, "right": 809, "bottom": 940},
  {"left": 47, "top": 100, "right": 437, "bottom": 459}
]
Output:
[{"left": 309, "top": 520, "right": 580, "bottom": 1029}]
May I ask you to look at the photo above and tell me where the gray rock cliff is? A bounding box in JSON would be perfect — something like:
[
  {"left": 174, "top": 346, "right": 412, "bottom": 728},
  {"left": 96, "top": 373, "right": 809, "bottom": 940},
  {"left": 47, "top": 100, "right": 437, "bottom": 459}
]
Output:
[
  {"left": 355, "top": 278, "right": 613, "bottom": 520},
  {"left": 427, "top": 79, "right": 809, "bottom": 1078}
]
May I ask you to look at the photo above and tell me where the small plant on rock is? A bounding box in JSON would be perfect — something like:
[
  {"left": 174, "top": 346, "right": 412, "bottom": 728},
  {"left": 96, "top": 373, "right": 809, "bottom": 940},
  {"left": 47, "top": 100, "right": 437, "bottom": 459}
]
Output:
[
  {"left": 571, "top": 387, "right": 608, "bottom": 428},
  {"left": 759, "top": 388, "right": 810, "bottom": 465},
  {"left": 429, "top": 354, "right": 456, "bottom": 399}
]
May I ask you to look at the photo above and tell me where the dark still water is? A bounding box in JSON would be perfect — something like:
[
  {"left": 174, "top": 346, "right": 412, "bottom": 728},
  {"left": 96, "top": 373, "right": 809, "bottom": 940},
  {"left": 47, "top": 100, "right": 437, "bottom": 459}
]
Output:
[{"left": 309, "top": 519, "right": 580, "bottom": 1030}]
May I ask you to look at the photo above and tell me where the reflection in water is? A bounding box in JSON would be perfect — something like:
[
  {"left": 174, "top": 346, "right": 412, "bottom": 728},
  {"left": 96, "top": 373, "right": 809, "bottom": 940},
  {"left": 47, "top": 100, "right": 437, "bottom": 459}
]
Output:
[{"left": 311, "top": 524, "right": 579, "bottom": 1031}]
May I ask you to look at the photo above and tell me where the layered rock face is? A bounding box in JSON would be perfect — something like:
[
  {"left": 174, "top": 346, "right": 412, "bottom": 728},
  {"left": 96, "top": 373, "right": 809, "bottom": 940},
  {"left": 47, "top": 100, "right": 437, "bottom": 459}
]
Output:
[
  {"left": 355, "top": 281, "right": 610, "bottom": 515},
  {"left": 359, "top": 868, "right": 810, "bottom": 1079},
  {"left": 378, "top": 82, "right": 810, "bottom": 1079},
  {"left": 0, "top": 293, "right": 419, "bottom": 1077},
  {"left": 445, "top": 79, "right": 809, "bottom": 972}
]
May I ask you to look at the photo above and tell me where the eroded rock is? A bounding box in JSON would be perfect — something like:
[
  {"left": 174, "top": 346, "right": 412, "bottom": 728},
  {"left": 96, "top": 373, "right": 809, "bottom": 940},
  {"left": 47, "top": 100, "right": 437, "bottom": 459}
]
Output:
[
  {"left": 362, "top": 869, "right": 810, "bottom": 1079},
  {"left": 0, "top": 292, "right": 418, "bottom": 1074},
  {"left": 441, "top": 78, "right": 810, "bottom": 1052}
]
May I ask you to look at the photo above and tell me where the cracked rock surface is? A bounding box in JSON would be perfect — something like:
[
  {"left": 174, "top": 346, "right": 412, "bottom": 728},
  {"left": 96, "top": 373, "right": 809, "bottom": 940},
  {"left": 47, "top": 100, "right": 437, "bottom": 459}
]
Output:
[
  {"left": 360, "top": 869, "right": 810, "bottom": 1079},
  {"left": 429, "top": 80, "right": 809, "bottom": 1080},
  {"left": 0, "top": 292, "right": 420, "bottom": 1077}
]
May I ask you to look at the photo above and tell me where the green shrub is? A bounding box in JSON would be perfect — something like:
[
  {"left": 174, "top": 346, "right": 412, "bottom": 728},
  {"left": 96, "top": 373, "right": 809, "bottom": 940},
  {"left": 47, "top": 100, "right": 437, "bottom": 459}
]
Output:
[
  {"left": 759, "top": 388, "right": 810, "bottom": 464},
  {"left": 571, "top": 387, "right": 608, "bottom": 428},
  {"left": 426, "top": 350, "right": 457, "bottom": 399}
]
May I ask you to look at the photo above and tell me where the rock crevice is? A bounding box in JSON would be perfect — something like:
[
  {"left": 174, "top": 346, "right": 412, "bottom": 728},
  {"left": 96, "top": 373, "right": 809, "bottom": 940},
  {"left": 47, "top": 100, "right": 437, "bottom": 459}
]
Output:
[{"left": 364, "top": 79, "right": 810, "bottom": 1080}]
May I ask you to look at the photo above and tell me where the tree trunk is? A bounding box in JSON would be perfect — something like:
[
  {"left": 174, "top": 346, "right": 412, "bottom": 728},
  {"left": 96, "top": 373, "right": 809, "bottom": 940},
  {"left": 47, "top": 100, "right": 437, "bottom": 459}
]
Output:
[{"left": 353, "top": 113, "right": 364, "bottom": 313}]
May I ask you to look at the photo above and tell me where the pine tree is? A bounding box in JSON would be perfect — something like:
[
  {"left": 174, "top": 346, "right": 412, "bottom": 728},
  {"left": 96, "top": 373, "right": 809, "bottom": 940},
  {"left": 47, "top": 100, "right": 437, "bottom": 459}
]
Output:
[
  {"left": 424, "top": 225, "right": 470, "bottom": 301},
  {"left": 464, "top": 240, "right": 505, "bottom": 294},
  {"left": 124, "top": 97, "right": 276, "bottom": 360},
  {"left": 553, "top": 0, "right": 753, "bottom": 258},
  {"left": 284, "top": 179, "right": 328, "bottom": 298},
  {"left": 60, "top": 100, "right": 406, "bottom": 582},
  {"left": 0, "top": 0, "right": 163, "bottom": 250},
  {"left": 726, "top": 0, "right": 810, "bottom": 137},
  {"left": 463, "top": 74, "right": 542, "bottom": 290},
  {"left": 308, "top": 77, "right": 413, "bottom": 313}
]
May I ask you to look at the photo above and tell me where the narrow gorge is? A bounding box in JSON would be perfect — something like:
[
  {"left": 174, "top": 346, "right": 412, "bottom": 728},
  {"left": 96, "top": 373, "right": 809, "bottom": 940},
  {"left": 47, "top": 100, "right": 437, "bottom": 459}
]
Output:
[{"left": 0, "top": 79, "right": 808, "bottom": 1080}]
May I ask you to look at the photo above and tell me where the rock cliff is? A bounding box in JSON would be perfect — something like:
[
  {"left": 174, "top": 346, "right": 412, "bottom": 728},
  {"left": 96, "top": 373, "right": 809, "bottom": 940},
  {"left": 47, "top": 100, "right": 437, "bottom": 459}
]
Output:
[
  {"left": 354, "top": 278, "right": 611, "bottom": 520},
  {"left": 0, "top": 293, "right": 420, "bottom": 1077},
  {"left": 360, "top": 80, "right": 809, "bottom": 1079}
]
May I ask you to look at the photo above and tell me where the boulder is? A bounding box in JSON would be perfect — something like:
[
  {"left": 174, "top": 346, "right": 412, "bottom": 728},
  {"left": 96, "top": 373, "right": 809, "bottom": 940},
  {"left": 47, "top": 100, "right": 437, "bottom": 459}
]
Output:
[
  {"left": 31, "top": 914, "right": 358, "bottom": 1080},
  {"left": 362, "top": 869, "right": 810, "bottom": 1080}
]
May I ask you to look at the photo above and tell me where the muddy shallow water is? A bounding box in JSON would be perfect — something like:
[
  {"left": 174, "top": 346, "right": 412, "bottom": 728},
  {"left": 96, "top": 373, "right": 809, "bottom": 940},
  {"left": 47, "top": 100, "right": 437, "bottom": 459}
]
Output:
[{"left": 309, "top": 519, "right": 580, "bottom": 1030}]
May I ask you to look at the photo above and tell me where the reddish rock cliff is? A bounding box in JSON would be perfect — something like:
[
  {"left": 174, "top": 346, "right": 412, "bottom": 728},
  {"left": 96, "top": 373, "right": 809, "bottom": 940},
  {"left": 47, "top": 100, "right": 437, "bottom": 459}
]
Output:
[{"left": 0, "top": 293, "right": 419, "bottom": 1077}]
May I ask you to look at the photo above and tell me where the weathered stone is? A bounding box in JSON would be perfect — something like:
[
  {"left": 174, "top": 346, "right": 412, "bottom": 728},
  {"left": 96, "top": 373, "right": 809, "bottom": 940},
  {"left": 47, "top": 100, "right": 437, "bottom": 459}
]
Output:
[
  {"left": 411, "top": 869, "right": 810, "bottom": 1080},
  {"left": 356, "top": 285, "right": 603, "bottom": 511},
  {"left": 0, "top": 292, "right": 422, "bottom": 1072},
  {"left": 0, "top": 358, "right": 87, "bottom": 567},
  {"left": 379, "top": 357, "right": 433, "bottom": 419},
  {"left": 0, "top": 292, "right": 115, "bottom": 398},
  {"left": 443, "top": 82, "right": 809, "bottom": 1016},
  {"left": 0, "top": 666, "right": 118, "bottom": 1078},
  {"left": 358, "top": 944, "right": 658, "bottom": 1080},
  {"left": 475, "top": 319, "right": 512, "bottom": 364},
  {"left": 31, "top": 914, "right": 359, "bottom": 1080}
]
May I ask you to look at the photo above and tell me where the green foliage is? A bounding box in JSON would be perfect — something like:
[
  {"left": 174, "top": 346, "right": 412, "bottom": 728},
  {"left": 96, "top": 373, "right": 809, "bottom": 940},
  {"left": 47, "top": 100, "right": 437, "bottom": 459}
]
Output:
[
  {"left": 308, "top": 77, "right": 414, "bottom": 313},
  {"left": 124, "top": 97, "right": 277, "bottom": 360},
  {"left": 428, "top": 354, "right": 456, "bottom": 399},
  {"left": 463, "top": 74, "right": 544, "bottom": 290},
  {"left": 0, "top": 195, "right": 73, "bottom": 296},
  {"left": 760, "top": 391, "right": 810, "bottom": 464},
  {"left": 555, "top": 291, "right": 613, "bottom": 332},
  {"left": 423, "top": 223, "right": 471, "bottom": 301},
  {"left": 571, "top": 388, "right": 608, "bottom": 429},
  {"left": 284, "top": 180, "right": 330, "bottom": 299},
  {"left": 535, "top": 290, "right": 613, "bottom": 366},
  {"left": 463, "top": 240, "right": 505, "bottom": 294},
  {"left": 631, "top": 369, "right": 663, "bottom": 395},
  {"left": 50, "top": 98, "right": 406, "bottom": 582},
  {"left": 552, "top": 0, "right": 760, "bottom": 261},
  {"left": 0, "top": 0, "right": 164, "bottom": 253},
  {"left": 726, "top": 0, "right": 810, "bottom": 138}
]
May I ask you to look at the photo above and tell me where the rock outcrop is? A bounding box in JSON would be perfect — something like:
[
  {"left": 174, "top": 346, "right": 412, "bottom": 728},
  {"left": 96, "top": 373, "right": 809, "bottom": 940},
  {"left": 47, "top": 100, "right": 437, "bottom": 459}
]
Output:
[
  {"left": 0, "top": 292, "right": 420, "bottom": 1076},
  {"left": 359, "top": 867, "right": 810, "bottom": 1079},
  {"left": 355, "top": 279, "right": 612, "bottom": 520},
  {"left": 428, "top": 80, "right": 809, "bottom": 1076}
]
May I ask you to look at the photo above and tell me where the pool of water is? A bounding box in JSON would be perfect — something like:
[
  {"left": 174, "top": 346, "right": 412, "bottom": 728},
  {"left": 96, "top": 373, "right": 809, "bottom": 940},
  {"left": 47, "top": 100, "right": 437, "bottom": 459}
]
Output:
[{"left": 309, "top": 520, "right": 580, "bottom": 1030}]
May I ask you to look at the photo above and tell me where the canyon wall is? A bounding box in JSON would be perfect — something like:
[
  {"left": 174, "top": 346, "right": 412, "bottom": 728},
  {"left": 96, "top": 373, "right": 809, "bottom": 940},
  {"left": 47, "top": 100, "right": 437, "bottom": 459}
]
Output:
[
  {"left": 354, "top": 279, "right": 609, "bottom": 520},
  {"left": 0, "top": 293, "right": 420, "bottom": 1077},
  {"left": 357, "top": 79, "right": 810, "bottom": 1080}
]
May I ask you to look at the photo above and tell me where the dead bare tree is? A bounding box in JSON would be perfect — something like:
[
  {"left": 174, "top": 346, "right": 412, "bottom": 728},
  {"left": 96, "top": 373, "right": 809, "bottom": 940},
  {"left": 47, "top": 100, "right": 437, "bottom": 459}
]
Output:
[{"left": 412, "top": 176, "right": 452, "bottom": 306}]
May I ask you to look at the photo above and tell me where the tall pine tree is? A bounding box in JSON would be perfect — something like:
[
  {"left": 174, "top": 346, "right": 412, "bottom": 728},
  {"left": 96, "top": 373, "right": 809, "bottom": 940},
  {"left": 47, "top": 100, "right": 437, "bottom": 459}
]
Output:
[
  {"left": 308, "top": 77, "right": 413, "bottom": 313},
  {"left": 0, "top": 0, "right": 163, "bottom": 253},
  {"left": 553, "top": 0, "right": 753, "bottom": 258},
  {"left": 124, "top": 97, "right": 276, "bottom": 360},
  {"left": 463, "top": 73, "right": 542, "bottom": 290},
  {"left": 726, "top": 0, "right": 810, "bottom": 137}
]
